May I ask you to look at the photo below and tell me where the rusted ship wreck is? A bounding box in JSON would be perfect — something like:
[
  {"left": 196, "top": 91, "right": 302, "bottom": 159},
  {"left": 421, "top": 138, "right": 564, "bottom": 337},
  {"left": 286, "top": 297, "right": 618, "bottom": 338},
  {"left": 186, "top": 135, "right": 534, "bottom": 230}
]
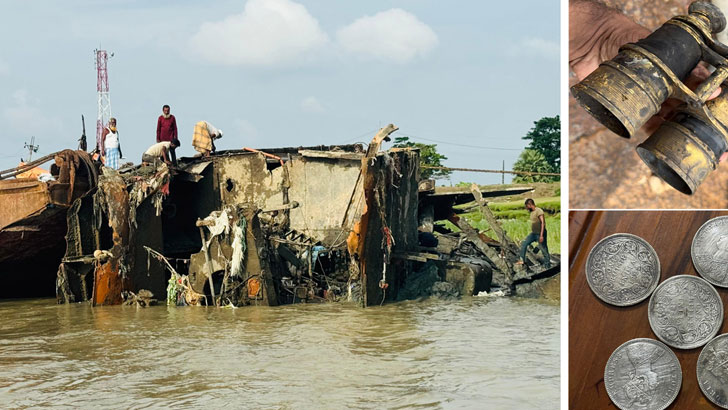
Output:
[{"left": 1, "top": 125, "right": 558, "bottom": 306}]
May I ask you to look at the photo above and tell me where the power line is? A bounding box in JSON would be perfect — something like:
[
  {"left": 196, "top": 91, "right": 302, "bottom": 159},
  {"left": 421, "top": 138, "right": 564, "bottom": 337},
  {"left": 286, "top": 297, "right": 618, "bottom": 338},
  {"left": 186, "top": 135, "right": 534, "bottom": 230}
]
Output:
[{"left": 341, "top": 128, "right": 380, "bottom": 143}]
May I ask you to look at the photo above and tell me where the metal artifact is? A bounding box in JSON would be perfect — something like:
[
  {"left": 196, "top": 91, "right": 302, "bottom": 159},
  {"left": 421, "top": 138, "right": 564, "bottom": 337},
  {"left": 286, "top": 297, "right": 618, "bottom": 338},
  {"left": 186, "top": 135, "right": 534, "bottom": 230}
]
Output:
[
  {"left": 648, "top": 275, "right": 723, "bottom": 349},
  {"left": 697, "top": 333, "right": 728, "bottom": 408},
  {"left": 604, "top": 338, "right": 682, "bottom": 410},
  {"left": 692, "top": 216, "right": 728, "bottom": 287},
  {"left": 572, "top": 1, "right": 728, "bottom": 194},
  {"left": 585, "top": 233, "right": 660, "bottom": 306}
]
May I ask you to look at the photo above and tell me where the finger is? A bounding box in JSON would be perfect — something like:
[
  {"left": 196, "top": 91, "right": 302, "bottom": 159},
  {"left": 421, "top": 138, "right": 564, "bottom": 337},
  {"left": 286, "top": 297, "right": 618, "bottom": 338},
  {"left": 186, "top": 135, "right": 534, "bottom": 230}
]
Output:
[
  {"left": 721, "top": 152, "right": 728, "bottom": 163},
  {"left": 709, "top": 87, "right": 722, "bottom": 100},
  {"left": 690, "top": 62, "right": 712, "bottom": 81}
]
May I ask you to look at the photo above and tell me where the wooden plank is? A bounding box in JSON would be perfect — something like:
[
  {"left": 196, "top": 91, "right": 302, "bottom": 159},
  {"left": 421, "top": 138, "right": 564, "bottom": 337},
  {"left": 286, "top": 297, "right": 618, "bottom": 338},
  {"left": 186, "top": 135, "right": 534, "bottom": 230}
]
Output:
[
  {"left": 569, "top": 210, "right": 728, "bottom": 410},
  {"left": 470, "top": 184, "right": 516, "bottom": 250}
]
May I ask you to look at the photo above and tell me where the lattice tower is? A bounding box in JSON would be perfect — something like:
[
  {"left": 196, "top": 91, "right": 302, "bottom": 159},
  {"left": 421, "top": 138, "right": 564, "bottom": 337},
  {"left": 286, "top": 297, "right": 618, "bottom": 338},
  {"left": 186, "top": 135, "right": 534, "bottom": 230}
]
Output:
[{"left": 95, "top": 49, "right": 112, "bottom": 152}]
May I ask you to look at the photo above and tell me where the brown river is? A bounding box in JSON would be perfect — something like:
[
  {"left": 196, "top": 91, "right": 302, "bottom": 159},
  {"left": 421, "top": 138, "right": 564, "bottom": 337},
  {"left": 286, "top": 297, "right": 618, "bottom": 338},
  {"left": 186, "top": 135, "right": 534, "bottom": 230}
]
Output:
[{"left": 0, "top": 296, "right": 559, "bottom": 409}]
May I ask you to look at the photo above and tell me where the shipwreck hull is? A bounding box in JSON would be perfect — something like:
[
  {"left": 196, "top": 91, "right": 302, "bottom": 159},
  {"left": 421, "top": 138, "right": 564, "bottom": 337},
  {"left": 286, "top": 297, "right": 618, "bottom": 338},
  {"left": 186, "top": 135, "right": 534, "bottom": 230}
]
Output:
[
  {"left": 49, "top": 127, "right": 558, "bottom": 307},
  {"left": 55, "top": 129, "right": 425, "bottom": 308}
]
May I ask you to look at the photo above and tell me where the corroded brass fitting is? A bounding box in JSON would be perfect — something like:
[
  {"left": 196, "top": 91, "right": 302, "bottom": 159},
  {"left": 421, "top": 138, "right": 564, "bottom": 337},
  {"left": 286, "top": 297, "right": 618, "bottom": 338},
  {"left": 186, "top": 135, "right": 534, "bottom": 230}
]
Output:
[
  {"left": 571, "top": 1, "right": 727, "bottom": 138},
  {"left": 637, "top": 92, "right": 728, "bottom": 194}
]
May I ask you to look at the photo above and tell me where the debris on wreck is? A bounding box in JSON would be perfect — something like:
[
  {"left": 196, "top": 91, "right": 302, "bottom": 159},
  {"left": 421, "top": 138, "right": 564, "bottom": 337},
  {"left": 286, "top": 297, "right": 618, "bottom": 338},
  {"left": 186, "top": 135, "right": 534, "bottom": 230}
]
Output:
[
  {"left": 122, "top": 289, "right": 157, "bottom": 307},
  {"left": 3, "top": 125, "right": 559, "bottom": 306},
  {"left": 409, "top": 182, "right": 560, "bottom": 300}
]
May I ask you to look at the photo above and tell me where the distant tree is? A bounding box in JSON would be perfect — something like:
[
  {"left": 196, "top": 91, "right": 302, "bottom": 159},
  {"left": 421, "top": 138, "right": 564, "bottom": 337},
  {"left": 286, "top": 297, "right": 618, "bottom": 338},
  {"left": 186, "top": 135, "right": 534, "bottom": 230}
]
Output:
[
  {"left": 523, "top": 115, "right": 560, "bottom": 173},
  {"left": 512, "top": 149, "right": 558, "bottom": 183},
  {"left": 392, "top": 136, "right": 451, "bottom": 180}
]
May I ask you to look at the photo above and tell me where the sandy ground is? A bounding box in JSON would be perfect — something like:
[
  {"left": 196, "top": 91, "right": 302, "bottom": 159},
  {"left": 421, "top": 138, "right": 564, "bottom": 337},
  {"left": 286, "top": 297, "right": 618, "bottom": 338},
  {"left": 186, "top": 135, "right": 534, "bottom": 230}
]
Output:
[{"left": 569, "top": 0, "right": 728, "bottom": 209}]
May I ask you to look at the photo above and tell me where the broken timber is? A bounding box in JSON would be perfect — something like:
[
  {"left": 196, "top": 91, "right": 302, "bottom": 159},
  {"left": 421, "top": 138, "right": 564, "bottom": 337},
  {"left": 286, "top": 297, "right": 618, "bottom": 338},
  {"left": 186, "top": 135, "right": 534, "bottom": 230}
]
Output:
[
  {"left": 447, "top": 213, "right": 515, "bottom": 288},
  {"left": 469, "top": 183, "right": 539, "bottom": 267}
]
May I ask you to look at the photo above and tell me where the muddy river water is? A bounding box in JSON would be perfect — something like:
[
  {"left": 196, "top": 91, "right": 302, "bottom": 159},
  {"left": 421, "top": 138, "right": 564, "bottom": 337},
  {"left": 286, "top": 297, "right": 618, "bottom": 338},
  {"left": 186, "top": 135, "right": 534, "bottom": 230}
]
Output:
[{"left": 0, "top": 296, "right": 559, "bottom": 409}]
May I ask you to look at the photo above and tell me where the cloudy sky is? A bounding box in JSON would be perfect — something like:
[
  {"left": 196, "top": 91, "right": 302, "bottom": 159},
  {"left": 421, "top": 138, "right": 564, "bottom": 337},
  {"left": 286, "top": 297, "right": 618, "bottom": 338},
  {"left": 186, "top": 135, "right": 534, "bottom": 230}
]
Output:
[{"left": 0, "top": 0, "right": 559, "bottom": 185}]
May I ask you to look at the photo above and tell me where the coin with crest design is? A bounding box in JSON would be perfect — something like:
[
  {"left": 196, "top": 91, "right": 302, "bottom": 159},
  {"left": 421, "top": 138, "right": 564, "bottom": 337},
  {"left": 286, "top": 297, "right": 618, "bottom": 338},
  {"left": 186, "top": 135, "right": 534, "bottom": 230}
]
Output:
[
  {"left": 586, "top": 233, "right": 660, "bottom": 306},
  {"left": 604, "top": 338, "right": 681, "bottom": 410},
  {"left": 648, "top": 275, "right": 723, "bottom": 349}
]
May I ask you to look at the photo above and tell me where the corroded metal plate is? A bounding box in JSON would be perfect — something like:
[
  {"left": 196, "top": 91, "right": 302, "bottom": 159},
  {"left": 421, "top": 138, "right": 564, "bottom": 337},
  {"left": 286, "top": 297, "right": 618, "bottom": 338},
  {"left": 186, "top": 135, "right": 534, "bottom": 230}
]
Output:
[
  {"left": 604, "top": 338, "right": 682, "bottom": 410},
  {"left": 692, "top": 216, "right": 728, "bottom": 287},
  {"left": 586, "top": 233, "right": 661, "bottom": 306},
  {"left": 648, "top": 275, "right": 723, "bottom": 349},
  {"left": 698, "top": 334, "right": 728, "bottom": 409}
]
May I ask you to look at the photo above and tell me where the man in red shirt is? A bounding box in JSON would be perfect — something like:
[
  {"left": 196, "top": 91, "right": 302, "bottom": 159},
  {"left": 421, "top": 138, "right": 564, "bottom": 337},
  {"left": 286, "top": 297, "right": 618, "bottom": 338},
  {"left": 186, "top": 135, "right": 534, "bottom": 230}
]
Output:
[{"left": 156, "top": 104, "right": 178, "bottom": 143}]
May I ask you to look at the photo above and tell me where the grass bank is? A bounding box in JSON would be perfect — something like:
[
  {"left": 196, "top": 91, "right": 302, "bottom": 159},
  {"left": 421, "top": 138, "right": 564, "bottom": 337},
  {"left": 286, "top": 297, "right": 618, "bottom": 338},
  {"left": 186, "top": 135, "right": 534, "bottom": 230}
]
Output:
[{"left": 439, "top": 196, "right": 561, "bottom": 254}]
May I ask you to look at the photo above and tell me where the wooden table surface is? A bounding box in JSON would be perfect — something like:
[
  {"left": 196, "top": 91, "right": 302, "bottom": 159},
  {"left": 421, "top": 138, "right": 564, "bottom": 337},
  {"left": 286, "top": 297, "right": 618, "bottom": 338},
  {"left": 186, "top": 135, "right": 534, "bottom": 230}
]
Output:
[{"left": 569, "top": 210, "right": 728, "bottom": 409}]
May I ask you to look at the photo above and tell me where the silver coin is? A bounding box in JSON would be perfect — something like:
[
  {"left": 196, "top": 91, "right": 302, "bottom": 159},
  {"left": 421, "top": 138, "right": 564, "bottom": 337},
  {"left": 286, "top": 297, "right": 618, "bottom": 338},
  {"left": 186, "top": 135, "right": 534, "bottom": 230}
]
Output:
[
  {"left": 692, "top": 216, "right": 728, "bottom": 287},
  {"left": 604, "top": 338, "right": 682, "bottom": 410},
  {"left": 697, "top": 334, "right": 728, "bottom": 409},
  {"left": 648, "top": 275, "right": 723, "bottom": 349},
  {"left": 586, "top": 233, "right": 661, "bottom": 306}
]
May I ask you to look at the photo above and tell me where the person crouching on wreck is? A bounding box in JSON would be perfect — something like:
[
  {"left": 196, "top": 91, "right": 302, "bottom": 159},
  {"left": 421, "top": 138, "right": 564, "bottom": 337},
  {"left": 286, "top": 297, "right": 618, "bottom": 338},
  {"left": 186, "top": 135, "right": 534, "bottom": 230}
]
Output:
[
  {"left": 192, "top": 120, "right": 223, "bottom": 157},
  {"left": 516, "top": 198, "right": 551, "bottom": 269},
  {"left": 102, "top": 117, "right": 122, "bottom": 170},
  {"left": 142, "top": 139, "right": 179, "bottom": 166}
]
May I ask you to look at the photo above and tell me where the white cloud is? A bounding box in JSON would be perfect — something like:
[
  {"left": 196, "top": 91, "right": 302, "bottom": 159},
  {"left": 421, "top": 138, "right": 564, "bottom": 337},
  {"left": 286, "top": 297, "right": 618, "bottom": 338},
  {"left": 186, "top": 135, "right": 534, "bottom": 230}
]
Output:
[
  {"left": 516, "top": 37, "right": 559, "bottom": 60},
  {"left": 300, "top": 96, "right": 325, "bottom": 113},
  {"left": 336, "top": 9, "right": 438, "bottom": 64},
  {"left": 2, "top": 90, "right": 63, "bottom": 137},
  {"left": 189, "top": 0, "right": 328, "bottom": 66},
  {"left": 0, "top": 59, "right": 8, "bottom": 76}
]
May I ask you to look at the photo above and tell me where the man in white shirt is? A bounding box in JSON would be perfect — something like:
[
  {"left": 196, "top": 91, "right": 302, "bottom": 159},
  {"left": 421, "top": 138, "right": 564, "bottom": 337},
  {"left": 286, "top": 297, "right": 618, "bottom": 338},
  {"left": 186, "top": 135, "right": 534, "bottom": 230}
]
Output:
[{"left": 142, "top": 139, "right": 179, "bottom": 165}]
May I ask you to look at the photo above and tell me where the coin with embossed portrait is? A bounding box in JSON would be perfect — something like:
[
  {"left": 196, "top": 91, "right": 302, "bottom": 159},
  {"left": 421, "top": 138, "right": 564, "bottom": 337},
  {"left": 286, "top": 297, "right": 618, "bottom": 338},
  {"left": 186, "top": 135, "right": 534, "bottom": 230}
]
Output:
[
  {"left": 648, "top": 275, "right": 723, "bottom": 350},
  {"left": 604, "top": 338, "right": 681, "bottom": 410},
  {"left": 692, "top": 216, "right": 728, "bottom": 287},
  {"left": 698, "top": 334, "right": 728, "bottom": 409},
  {"left": 585, "top": 233, "right": 660, "bottom": 306}
]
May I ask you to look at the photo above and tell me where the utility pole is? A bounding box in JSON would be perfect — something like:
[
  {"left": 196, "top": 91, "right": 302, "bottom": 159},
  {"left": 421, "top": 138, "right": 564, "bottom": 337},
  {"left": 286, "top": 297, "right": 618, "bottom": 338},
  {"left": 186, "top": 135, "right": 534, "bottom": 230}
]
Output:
[
  {"left": 94, "top": 49, "right": 113, "bottom": 152},
  {"left": 24, "top": 136, "right": 39, "bottom": 162},
  {"left": 502, "top": 160, "right": 505, "bottom": 184}
]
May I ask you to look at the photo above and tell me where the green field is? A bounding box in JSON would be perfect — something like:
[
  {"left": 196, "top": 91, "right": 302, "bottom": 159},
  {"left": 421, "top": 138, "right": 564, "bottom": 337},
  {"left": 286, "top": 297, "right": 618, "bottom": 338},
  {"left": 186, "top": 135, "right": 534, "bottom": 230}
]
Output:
[{"left": 438, "top": 196, "right": 561, "bottom": 254}]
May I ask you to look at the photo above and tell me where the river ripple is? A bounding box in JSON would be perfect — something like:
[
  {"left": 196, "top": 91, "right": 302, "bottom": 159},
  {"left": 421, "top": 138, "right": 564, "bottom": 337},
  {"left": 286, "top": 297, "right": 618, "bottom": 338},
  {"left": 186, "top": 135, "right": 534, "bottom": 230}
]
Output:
[{"left": 0, "top": 296, "right": 559, "bottom": 409}]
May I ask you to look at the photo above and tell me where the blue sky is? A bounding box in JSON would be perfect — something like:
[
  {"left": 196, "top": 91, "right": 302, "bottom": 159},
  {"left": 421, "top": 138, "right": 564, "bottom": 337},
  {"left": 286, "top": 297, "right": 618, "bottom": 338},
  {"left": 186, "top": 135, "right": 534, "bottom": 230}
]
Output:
[{"left": 0, "top": 0, "right": 559, "bottom": 185}]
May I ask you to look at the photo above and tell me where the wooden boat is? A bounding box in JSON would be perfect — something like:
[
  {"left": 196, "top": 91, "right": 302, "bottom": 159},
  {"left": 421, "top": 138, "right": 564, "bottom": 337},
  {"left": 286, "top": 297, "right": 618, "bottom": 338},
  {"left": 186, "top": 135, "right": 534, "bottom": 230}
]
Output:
[{"left": 0, "top": 150, "right": 97, "bottom": 266}]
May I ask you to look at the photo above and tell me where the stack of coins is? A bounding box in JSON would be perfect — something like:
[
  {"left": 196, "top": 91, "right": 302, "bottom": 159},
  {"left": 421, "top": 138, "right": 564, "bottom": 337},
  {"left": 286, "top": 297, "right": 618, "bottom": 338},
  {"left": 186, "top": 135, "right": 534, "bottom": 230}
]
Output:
[{"left": 586, "top": 216, "right": 728, "bottom": 409}]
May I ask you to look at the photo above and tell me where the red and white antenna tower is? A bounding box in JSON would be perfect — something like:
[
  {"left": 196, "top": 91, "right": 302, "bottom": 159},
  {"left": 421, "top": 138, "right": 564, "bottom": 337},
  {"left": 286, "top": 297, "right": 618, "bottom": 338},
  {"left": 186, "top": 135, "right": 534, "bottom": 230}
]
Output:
[{"left": 94, "top": 49, "right": 113, "bottom": 152}]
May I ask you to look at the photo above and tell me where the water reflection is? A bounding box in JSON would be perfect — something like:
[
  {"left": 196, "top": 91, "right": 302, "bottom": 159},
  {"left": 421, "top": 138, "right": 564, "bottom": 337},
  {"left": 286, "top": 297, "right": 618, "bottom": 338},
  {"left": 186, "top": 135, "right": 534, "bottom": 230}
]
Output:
[{"left": 0, "top": 297, "right": 559, "bottom": 409}]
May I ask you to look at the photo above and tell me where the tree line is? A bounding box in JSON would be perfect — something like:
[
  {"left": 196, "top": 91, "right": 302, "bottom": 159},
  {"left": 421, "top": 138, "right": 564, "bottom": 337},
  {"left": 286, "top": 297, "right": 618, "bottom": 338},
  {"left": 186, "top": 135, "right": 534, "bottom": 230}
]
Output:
[{"left": 391, "top": 115, "right": 560, "bottom": 183}]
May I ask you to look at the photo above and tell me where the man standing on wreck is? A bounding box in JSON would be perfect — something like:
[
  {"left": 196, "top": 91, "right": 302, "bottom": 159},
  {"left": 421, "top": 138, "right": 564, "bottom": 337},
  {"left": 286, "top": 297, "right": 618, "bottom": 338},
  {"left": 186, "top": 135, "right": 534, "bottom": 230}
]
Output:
[
  {"left": 101, "top": 117, "right": 121, "bottom": 170},
  {"left": 156, "top": 104, "right": 178, "bottom": 143},
  {"left": 517, "top": 198, "right": 551, "bottom": 268}
]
